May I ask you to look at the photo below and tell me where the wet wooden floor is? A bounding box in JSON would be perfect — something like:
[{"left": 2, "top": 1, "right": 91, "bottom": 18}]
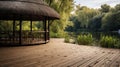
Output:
[{"left": 0, "top": 38, "right": 120, "bottom": 67}]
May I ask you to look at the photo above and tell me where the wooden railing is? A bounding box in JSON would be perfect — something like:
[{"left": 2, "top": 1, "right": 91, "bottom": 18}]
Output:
[{"left": 0, "top": 30, "right": 49, "bottom": 45}]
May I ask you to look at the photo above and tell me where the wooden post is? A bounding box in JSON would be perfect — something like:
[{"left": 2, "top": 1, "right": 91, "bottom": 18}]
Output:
[
  {"left": 44, "top": 18, "right": 47, "bottom": 43},
  {"left": 48, "top": 20, "right": 50, "bottom": 41},
  {"left": 19, "top": 20, "right": 22, "bottom": 45},
  {"left": 13, "top": 20, "right": 15, "bottom": 43},
  {"left": 30, "top": 21, "right": 32, "bottom": 32},
  {"left": 30, "top": 20, "right": 33, "bottom": 42}
]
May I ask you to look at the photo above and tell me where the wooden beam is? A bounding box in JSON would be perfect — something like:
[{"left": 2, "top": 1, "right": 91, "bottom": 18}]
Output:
[
  {"left": 30, "top": 20, "right": 32, "bottom": 32},
  {"left": 30, "top": 20, "right": 33, "bottom": 41},
  {"left": 19, "top": 20, "right": 22, "bottom": 45},
  {"left": 13, "top": 20, "right": 15, "bottom": 43},
  {"left": 48, "top": 20, "right": 50, "bottom": 41},
  {"left": 44, "top": 17, "right": 47, "bottom": 43}
]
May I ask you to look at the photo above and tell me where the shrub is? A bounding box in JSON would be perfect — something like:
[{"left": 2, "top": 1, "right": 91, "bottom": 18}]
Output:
[
  {"left": 100, "top": 36, "right": 118, "bottom": 48},
  {"left": 64, "top": 35, "right": 70, "bottom": 43},
  {"left": 77, "top": 34, "right": 93, "bottom": 45},
  {"left": 114, "top": 40, "right": 120, "bottom": 48},
  {"left": 50, "top": 32, "right": 61, "bottom": 38},
  {"left": 50, "top": 31, "right": 65, "bottom": 38}
]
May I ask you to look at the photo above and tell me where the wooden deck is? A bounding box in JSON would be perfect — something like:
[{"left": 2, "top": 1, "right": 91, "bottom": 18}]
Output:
[{"left": 0, "top": 38, "right": 120, "bottom": 67}]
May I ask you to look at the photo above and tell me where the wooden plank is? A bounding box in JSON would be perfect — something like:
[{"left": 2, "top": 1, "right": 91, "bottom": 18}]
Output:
[
  {"left": 42, "top": 53, "right": 83, "bottom": 67},
  {"left": 70, "top": 50, "right": 108, "bottom": 67},
  {"left": 36, "top": 49, "right": 81, "bottom": 67},
  {"left": 54, "top": 48, "right": 104, "bottom": 67},
  {"left": 90, "top": 49, "right": 117, "bottom": 67},
  {"left": 103, "top": 50, "right": 120, "bottom": 67},
  {"left": 7, "top": 55, "right": 52, "bottom": 67},
  {"left": 110, "top": 50, "right": 120, "bottom": 67},
  {"left": 78, "top": 50, "right": 111, "bottom": 67},
  {"left": 0, "top": 45, "right": 47, "bottom": 61},
  {"left": 23, "top": 47, "right": 78, "bottom": 67}
]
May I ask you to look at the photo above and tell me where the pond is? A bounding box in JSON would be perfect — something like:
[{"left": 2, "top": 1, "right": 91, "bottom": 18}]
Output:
[
  {"left": 68, "top": 32, "right": 120, "bottom": 41},
  {"left": 90, "top": 32, "right": 120, "bottom": 40},
  {"left": 68, "top": 31, "right": 120, "bottom": 41}
]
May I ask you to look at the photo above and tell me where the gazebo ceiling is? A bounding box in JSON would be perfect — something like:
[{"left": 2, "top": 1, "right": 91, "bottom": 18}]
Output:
[{"left": 0, "top": 0, "right": 60, "bottom": 20}]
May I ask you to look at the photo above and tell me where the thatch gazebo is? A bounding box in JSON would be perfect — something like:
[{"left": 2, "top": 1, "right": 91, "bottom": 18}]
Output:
[{"left": 0, "top": 0, "right": 60, "bottom": 45}]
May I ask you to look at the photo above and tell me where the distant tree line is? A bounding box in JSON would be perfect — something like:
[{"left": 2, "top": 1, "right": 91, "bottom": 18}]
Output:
[
  {"left": 66, "top": 4, "right": 120, "bottom": 33},
  {"left": 0, "top": 1, "right": 119, "bottom": 38}
]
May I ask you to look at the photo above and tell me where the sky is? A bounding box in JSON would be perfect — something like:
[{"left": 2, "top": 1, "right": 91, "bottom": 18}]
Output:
[{"left": 74, "top": 0, "right": 120, "bottom": 8}]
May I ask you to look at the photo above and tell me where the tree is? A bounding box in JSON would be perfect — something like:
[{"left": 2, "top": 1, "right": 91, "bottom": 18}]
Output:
[
  {"left": 88, "top": 14, "right": 103, "bottom": 31},
  {"left": 115, "top": 4, "right": 120, "bottom": 11},
  {"left": 74, "top": 5, "right": 100, "bottom": 28},
  {"left": 101, "top": 11, "right": 120, "bottom": 31},
  {"left": 44, "top": 0, "right": 74, "bottom": 37},
  {"left": 100, "top": 4, "right": 110, "bottom": 13}
]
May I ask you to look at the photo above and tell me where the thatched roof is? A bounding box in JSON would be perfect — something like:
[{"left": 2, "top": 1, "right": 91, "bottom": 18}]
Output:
[{"left": 0, "top": 0, "right": 60, "bottom": 20}]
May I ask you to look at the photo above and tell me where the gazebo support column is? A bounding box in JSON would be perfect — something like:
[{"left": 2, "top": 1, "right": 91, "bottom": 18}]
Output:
[
  {"left": 44, "top": 18, "right": 47, "bottom": 43},
  {"left": 13, "top": 20, "right": 15, "bottom": 43},
  {"left": 30, "top": 21, "right": 32, "bottom": 32},
  {"left": 48, "top": 20, "right": 50, "bottom": 41},
  {"left": 19, "top": 20, "right": 22, "bottom": 45},
  {"left": 30, "top": 20, "right": 32, "bottom": 38}
]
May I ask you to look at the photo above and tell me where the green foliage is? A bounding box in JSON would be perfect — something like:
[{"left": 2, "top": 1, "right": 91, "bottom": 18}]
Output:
[
  {"left": 101, "top": 12, "right": 120, "bottom": 31},
  {"left": 100, "top": 36, "right": 118, "bottom": 48},
  {"left": 76, "top": 6, "right": 100, "bottom": 28},
  {"left": 114, "top": 40, "right": 120, "bottom": 48},
  {"left": 77, "top": 34, "right": 93, "bottom": 45},
  {"left": 100, "top": 4, "right": 120, "bottom": 31},
  {"left": 100, "top": 4, "right": 110, "bottom": 13},
  {"left": 22, "top": 21, "right": 31, "bottom": 30},
  {"left": 67, "top": 4, "right": 120, "bottom": 33},
  {"left": 0, "top": 21, "right": 40, "bottom": 31},
  {"left": 88, "top": 14, "right": 103, "bottom": 31},
  {"left": 50, "top": 31, "right": 65, "bottom": 38},
  {"left": 66, "top": 5, "right": 100, "bottom": 33},
  {"left": 0, "top": 21, "right": 13, "bottom": 31},
  {"left": 68, "top": 16, "right": 81, "bottom": 32},
  {"left": 115, "top": 4, "right": 120, "bottom": 11},
  {"left": 50, "top": 32, "right": 59, "bottom": 38},
  {"left": 64, "top": 35, "right": 70, "bottom": 43},
  {"left": 45, "top": 0, "right": 74, "bottom": 37}
]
